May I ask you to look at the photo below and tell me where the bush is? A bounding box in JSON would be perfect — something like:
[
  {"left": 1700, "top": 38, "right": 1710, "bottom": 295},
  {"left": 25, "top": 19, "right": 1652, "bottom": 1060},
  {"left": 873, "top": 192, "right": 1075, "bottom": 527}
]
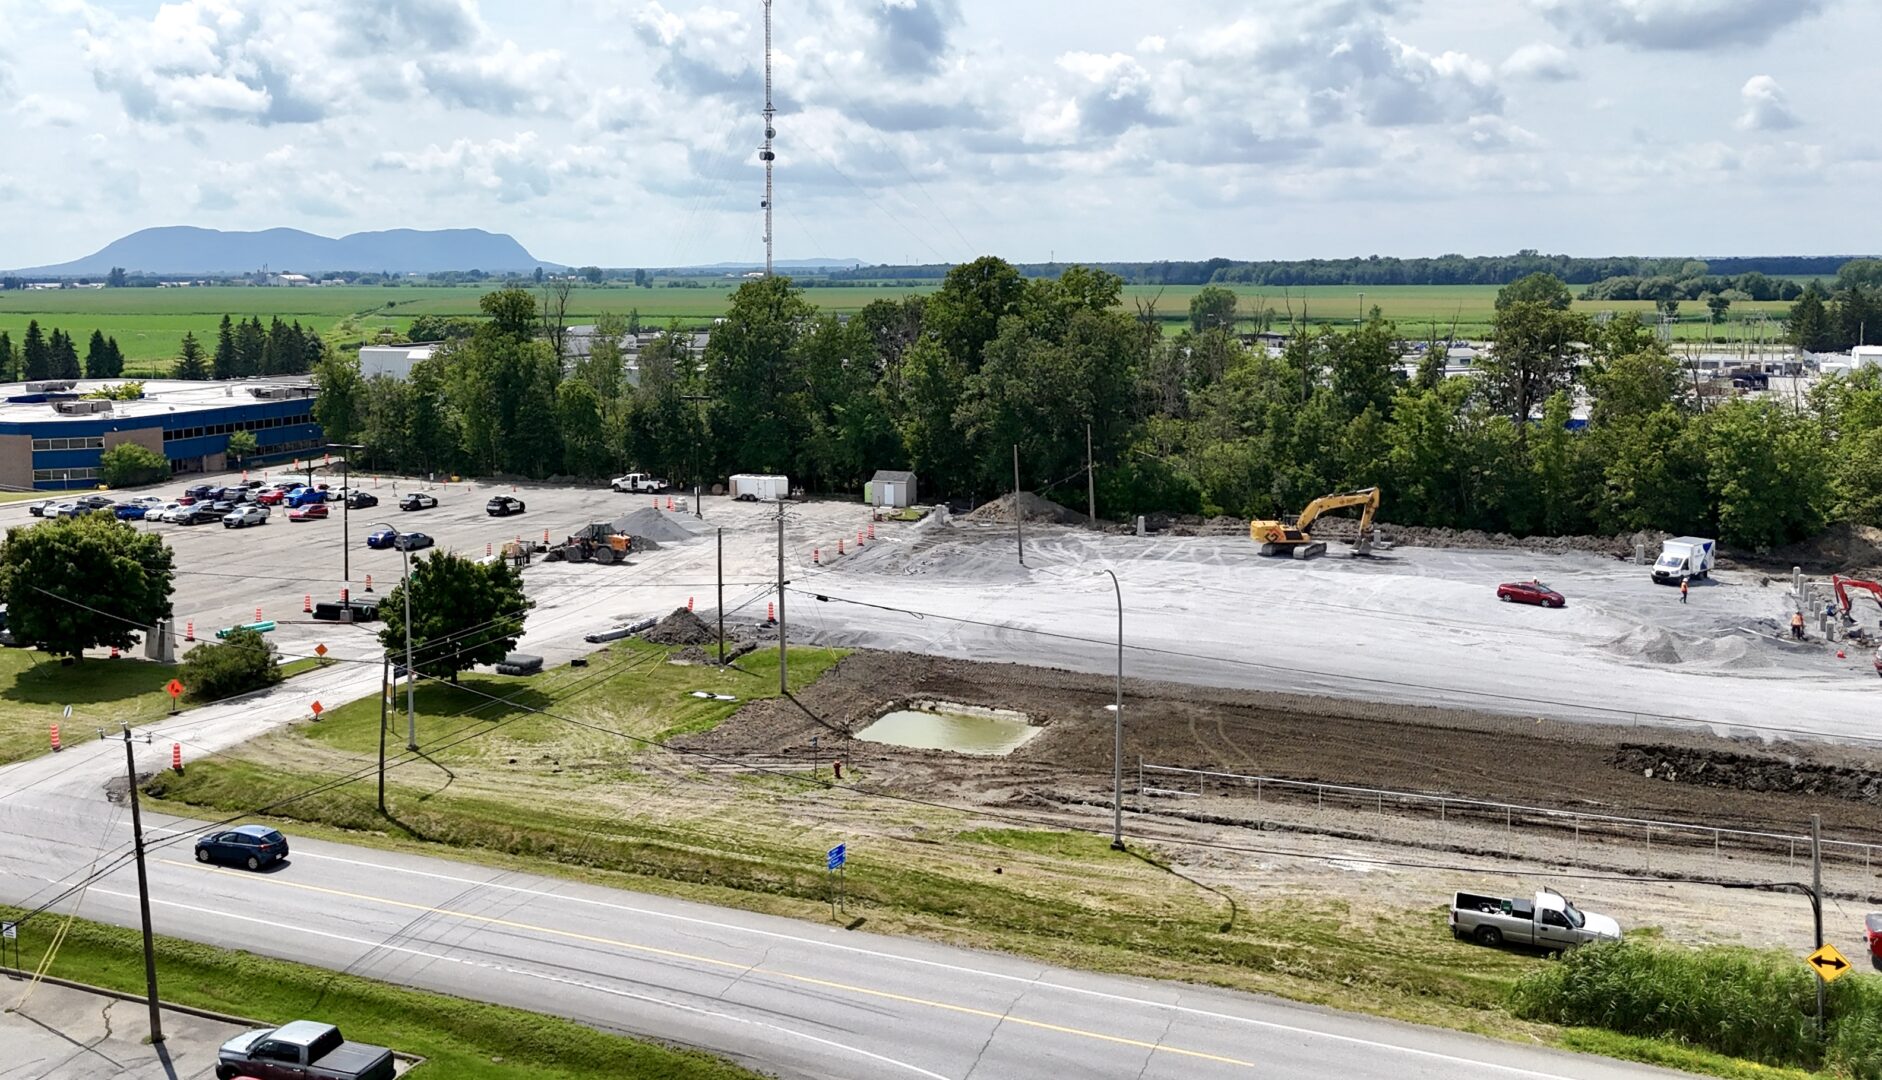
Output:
[
  {"left": 177, "top": 628, "right": 282, "bottom": 702},
  {"left": 1511, "top": 940, "right": 1882, "bottom": 1074},
  {"left": 99, "top": 442, "right": 170, "bottom": 488}
]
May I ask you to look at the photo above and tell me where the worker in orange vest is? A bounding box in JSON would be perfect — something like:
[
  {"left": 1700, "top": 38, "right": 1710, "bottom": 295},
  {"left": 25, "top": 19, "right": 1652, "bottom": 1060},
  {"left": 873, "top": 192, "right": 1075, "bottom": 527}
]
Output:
[
  {"left": 1791, "top": 610, "right": 1806, "bottom": 641},
  {"left": 1679, "top": 576, "right": 1689, "bottom": 604}
]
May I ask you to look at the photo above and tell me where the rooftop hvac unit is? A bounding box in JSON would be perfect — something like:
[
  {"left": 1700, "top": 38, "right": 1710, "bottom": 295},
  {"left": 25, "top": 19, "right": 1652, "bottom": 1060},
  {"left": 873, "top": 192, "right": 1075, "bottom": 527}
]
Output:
[
  {"left": 25, "top": 380, "right": 78, "bottom": 393},
  {"left": 51, "top": 399, "right": 112, "bottom": 415}
]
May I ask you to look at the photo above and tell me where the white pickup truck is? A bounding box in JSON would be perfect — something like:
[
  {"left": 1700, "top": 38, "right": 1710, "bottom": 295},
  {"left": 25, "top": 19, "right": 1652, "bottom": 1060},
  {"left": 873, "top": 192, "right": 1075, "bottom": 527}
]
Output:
[
  {"left": 610, "top": 472, "right": 669, "bottom": 493},
  {"left": 1450, "top": 887, "right": 1622, "bottom": 951}
]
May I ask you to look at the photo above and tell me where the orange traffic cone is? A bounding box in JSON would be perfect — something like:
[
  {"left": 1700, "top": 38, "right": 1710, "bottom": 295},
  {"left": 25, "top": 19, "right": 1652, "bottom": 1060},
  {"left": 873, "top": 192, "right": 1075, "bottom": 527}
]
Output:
[
  {"left": 303, "top": 594, "right": 312, "bottom": 613},
  {"left": 767, "top": 602, "right": 775, "bottom": 624},
  {"left": 185, "top": 621, "right": 195, "bottom": 641},
  {"left": 856, "top": 529, "right": 864, "bottom": 546},
  {"left": 542, "top": 529, "right": 550, "bottom": 544},
  {"left": 172, "top": 743, "right": 183, "bottom": 773},
  {"left": 814, "top": 548, "right": 821, "bottom": 565},
  {"left": 364, "top": 575, "right": 374, "bottom": 593},
  {"left": 254, "top": 606, "right": 262, "bottom": 623},
  {"left": 867, "top": 522, "right": 875, "bottom": 540},
  {"left": 688, "top": 596, "right": 695, "bottom": 612},
  {"left": 50, "top": 724, "right": 61, "bottom": 752},
  {"left": 838, "top": 538, "right": 845, "bottom": 555},
  {"left": 340, "top": 588, "right": 349, "bottom": 603},
  {"left": 109, "top": 645, "right": 119, "bottom": 659},
  {"left": 667, "top": 496, "right": 674, "bottom": 511},
  {"left": 486, "top": 541, "right": 493, "bottom": 556}
]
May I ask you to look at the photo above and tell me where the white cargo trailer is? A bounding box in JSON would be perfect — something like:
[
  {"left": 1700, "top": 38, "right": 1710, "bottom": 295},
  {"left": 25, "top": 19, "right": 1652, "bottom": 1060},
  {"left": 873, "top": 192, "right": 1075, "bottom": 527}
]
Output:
[{"left": 729, "top": 474, "right": 790, "bottom": 501}]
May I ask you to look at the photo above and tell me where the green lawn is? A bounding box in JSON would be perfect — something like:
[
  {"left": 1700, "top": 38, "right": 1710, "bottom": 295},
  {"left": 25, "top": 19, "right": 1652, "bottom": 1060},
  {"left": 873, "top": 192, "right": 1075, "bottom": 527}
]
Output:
[
  {"left": 0, "top": 650, "right": 178, "bottom": 764},
  {"left": 0, "top": 281, "right": 1797, "bottom": 373},
  {"left": 0, "top": 905, "right": 761, "bottom": 1080}
]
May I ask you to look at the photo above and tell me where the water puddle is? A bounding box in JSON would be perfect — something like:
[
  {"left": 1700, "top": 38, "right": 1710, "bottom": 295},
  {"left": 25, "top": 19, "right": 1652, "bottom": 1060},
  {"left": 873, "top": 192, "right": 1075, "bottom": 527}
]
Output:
[{"left": 854, "top": 701, "right": 1041, "bottom": 756}]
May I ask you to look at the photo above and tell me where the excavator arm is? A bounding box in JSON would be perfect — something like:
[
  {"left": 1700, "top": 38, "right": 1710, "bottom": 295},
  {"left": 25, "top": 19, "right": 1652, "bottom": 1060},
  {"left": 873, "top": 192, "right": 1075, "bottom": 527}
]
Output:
[
  {"left": 1295, "top": 488, "right": 1382, "bottom": 533},
  {"left": 1833, "top": 575, "right": 1882, "bottom": 615}
]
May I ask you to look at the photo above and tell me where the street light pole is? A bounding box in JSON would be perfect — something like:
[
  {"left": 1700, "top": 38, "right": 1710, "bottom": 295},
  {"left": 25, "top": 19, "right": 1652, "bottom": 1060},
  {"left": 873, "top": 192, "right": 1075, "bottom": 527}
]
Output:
[
  {"left": 328, "top": 443, "right": 365, "bottom": 583},
  {"left": 368, "top": 519, "right": 417, "bottom": 751},
  {"left": 1098, "top": 568, "right": 1124, "bottom": 850}
]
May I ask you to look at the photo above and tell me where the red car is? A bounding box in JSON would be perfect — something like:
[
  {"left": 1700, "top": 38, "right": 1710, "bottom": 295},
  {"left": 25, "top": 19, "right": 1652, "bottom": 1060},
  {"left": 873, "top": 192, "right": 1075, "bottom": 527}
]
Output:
[
  {"left": 287, "top": 503, "right": 329, "bottom": 521},
  {"left": 1498, "top": 580, "right": 1565, "bottom": 607},
  {"left": 256, "top": 486, "right": 296, "bottom": 506}
]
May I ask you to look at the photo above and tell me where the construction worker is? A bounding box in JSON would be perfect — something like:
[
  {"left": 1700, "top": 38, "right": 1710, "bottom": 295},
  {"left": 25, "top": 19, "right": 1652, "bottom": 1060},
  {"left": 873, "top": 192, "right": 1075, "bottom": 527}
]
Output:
[
  {"left": 1679, "top": 576, "right": 1689, "bottom": 604},
  {"left": 1792, "top": 610, "right": 1807, "bottom": 641}
]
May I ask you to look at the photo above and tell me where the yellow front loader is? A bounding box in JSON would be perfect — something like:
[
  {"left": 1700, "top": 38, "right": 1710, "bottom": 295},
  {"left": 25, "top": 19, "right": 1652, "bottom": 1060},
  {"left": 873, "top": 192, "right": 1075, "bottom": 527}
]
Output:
[{"left": 1249, "top": 487, "right": 1381, "bottom": 559}]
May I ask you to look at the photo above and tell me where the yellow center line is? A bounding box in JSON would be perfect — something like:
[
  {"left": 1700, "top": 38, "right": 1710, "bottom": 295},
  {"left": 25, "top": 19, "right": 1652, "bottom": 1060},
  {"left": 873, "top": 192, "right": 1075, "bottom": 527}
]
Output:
[{"left": 167, "top": 859, "right": 1257, "bottom": 1069}]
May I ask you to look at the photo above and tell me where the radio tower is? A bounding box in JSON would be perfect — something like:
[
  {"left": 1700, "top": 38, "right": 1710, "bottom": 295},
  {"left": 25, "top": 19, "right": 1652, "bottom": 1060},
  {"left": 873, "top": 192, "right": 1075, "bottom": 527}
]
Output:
[{"left": 759, "top": 0, "right": 776, "bottom": 277}]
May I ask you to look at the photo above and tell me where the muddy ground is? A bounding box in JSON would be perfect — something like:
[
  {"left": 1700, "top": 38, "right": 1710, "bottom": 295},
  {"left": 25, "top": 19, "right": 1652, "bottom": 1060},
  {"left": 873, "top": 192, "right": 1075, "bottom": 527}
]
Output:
[{"left": 685, "top": 649, "right": 1882, "bottom": 844}]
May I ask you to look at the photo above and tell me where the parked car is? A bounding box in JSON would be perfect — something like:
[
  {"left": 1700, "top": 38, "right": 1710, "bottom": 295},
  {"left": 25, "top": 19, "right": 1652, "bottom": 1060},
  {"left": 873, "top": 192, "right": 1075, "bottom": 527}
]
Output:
[
  {"left": 366, "top": 528, "right": 397, "bottom": 549},
  {"left": 46, "top": 502, "right": 84, "bottom": 519},
  {"left": 75, "top": 494, "right": 115, "bottom": 510},
  {"left": 285, "top": 487, "right": 329, "bottom": 508},
  {"left": 0, "top": 604, "right": 16, "bottom": 647},
  {"left": 485, "top": 495, "right": 525, "bottom": 516},
  {"left": 255, "top": 486, "right": 293, "bottom": 506},
  {"left": 205, "top": 500, "right": 237, "bottom": 518},
  {"left": 1496, "top": 580, "right": 1566, "bottom": 608},
  {"left": 147, "top": 502, "right": 188, "bottom": 523},
  {"left": 345, "top": 490, "right": 378, "bottom": 509},
  {"left": 194, "top": 824, "right": 289, "bottom": 870},
  {"left": 1451, "top": 888, "right": 1620, "bottom": 951},
  {"left": 224, "top": 505, "right": 269, "bottom": 528},
  {"left": 113, "top": 502, "right": 151, "bottom": 520},
  {"left": 392, "top": 531, "right": 434, "bottom": 552},
  {"left": 216, "top": 1020, "right": 393, "bottom": 1080},
  {"left": 399, "top": 492, "right": 437, "bottom": 512},
  {"left": 212, "top": 486, "right": 247, "bottom": 503},
  {"left": 27, "top": 499, "right": 58, "bottom": 517},
  {"left": 179, "top": 505, "right": 223, "bottom": 525},
  {"left": 184, "top": 484, "right": 217, "bottom": 501},
  {"left": 288, "top": 503, "right": 330, "bottom": 522}
]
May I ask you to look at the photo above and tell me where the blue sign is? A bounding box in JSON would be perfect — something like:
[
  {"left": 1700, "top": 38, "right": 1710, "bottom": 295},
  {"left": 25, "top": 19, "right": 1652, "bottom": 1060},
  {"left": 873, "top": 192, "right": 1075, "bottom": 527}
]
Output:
[{"left": 826, "top": 843, "right": 846, "bottom": 871}]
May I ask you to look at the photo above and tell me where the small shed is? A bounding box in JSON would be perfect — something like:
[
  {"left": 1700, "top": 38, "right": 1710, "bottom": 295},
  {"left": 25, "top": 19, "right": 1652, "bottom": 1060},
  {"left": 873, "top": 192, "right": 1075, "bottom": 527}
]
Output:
[{"left": 865, "top": 470, "right": 918, "bottom": 508}]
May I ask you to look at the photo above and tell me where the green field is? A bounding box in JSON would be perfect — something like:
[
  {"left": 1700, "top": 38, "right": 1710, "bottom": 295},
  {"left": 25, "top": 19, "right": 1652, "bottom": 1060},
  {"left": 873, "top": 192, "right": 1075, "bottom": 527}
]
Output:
[{"left": 0, "top": 282, "right": 1797, "bottom": 375}]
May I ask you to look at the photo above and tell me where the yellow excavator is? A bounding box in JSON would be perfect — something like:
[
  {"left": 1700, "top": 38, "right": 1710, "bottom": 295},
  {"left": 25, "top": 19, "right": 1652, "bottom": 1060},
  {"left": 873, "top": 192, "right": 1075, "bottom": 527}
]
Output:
[{"left": 1249, "top": 487, "right": 1382, "bottom": 559}]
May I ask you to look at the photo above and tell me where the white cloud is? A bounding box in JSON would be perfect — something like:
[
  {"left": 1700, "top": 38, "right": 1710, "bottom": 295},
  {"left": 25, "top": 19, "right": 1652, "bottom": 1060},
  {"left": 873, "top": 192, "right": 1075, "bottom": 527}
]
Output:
[
  {"left": 1535, "top": 0, "right": 1826, "bottom": 51},
  {"left": 1500, "top": 43, "right": 1576, "bottom": 81},
  {"left": 1738, "top": 74, "right": 1800, "bottom": 132},
  {"left": 373, "top": 134, "right": 601, "bottom": 204},
  {"left": 78, "top": 0, "right": 563, "bottom": 125},
  {"left": 12, "top": 93, "right": 85, "bottom": 127}
]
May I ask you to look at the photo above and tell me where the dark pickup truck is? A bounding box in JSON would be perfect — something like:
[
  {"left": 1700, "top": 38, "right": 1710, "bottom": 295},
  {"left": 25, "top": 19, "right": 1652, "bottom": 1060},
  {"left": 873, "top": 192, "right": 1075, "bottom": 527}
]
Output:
[{"left": 216, "top": 1020, "right": 394, "bottom": 1080}]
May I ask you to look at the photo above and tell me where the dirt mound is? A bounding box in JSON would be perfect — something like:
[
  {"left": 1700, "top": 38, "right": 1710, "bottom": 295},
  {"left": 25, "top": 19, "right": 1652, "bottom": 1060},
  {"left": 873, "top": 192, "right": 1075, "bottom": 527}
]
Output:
[
  {"left": 1614, "top": 743, "right": 1882, "bottom": 802},
  {"left": 611, "top": 508, "right": 703, "bottom": 544},
  {"left": 1752, "top": 523, "right": 1882, "bottom": 576},
  {"left": 1308, "top": 519, "right": 1664, "bottom": 558},
  {"left": 966, "top": 492, "right": 1087, "bottom": 526},
  {"left": 643, "top": 607, "right": 716, "bottom": 645}
]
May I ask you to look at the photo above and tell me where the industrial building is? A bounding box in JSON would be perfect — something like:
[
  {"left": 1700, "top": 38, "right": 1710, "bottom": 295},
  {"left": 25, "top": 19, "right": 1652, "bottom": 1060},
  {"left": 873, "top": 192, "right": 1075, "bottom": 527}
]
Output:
[{"left": 0, "top": 377, "right": 322, "bottom": 490}]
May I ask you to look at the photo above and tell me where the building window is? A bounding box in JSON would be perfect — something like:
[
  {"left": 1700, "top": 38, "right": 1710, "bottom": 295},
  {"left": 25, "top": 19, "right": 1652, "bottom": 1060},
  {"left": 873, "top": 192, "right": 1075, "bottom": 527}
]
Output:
[
  {"left": 31, "top": 436, "right": 105, "bottom": 451},
  {"left": 33, "top": 467, "right": 99, "bottom": 482}
]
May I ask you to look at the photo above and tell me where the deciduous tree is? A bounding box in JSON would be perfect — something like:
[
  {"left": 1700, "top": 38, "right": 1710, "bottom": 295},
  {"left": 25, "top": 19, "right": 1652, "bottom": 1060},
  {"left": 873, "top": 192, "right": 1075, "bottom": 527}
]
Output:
[
  {"left": 377, "top": 552, "right": 531, "bottom": 682},
  {"left": 0, "top": 514, "right": 175, "bottom": 659}
]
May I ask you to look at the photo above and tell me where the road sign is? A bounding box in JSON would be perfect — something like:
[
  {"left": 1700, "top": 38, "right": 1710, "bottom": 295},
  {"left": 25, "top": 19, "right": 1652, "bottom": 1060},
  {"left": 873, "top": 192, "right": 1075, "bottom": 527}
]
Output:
[
  {"left": 310, "top": 700, "right": 324, "bottom": 717},
  {"left": 2, "top": 921, "right": 15, "bottom": 940},
  {"left": 61, "top": 705, "right": 72, "bottom": 719},
  {"left": 315, "top": 643, "right": 328, "bottom": 658},
  {"left": 827, "top": 843, "right": 846, "bottom": 871},
  {"left": 1809, "top": 943, "right": 1853, "bottom": 982},
  {"left": 165, "top": 679, "right": 183, "bottom": 698}
]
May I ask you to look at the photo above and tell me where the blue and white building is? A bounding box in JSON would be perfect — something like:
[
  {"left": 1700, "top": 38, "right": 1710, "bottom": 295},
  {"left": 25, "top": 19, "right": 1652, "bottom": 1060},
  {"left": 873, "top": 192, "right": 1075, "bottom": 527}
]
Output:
[{"left": 0, "top": 378, "right": 323, "bottom": 490}]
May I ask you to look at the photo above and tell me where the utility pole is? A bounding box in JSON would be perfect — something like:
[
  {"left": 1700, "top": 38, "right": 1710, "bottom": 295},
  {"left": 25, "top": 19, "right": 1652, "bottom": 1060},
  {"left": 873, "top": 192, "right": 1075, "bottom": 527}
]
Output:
[
  {"left": 1099, "top": 570, "right": 1124, "bottom": 850},
  {"left": 120, "top": 726, "right": 164, "bottom": 1044},
  {"left": 1086, "top": 424, "right": 1096, "bottom": 529},
  {"left": 776, "top": 509, "right": 787, "bottom": 694},
  {"left": 1813, "top": 813, "right": 1825, "bottom": 1039},
  {"left": 760, "top": 0, "right": 775, "bottom": 277},
  {"left": 377, "top": 653, "right": 389, "bottom": 815},
  {"left": 716, "top": 528, "right": 725, "bottom": 666},
  {"left": 402, "top": 544, "right": 415, "bottom": 751},
  {"left": 1013, "top": 443, "right": 1023, "bottom": 566}
]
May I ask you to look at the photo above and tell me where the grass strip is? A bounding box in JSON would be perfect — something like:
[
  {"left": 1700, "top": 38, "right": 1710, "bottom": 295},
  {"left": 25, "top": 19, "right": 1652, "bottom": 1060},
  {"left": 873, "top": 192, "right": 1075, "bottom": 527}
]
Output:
[{"left": 0, "top": 904, "right": 762, "bottom": 1080}]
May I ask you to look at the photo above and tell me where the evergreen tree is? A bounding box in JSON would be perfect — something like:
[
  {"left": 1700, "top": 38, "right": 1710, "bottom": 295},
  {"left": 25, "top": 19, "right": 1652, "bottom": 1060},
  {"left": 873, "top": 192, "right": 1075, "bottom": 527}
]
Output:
[
  {"left": 0, "top": 331, "right": 13, "bottom": 381},
  {"left": 174, "top": 332, "right": 209, "bottom": 380},
  {"left": 213, "top": 315, "right": 238, "bottom": 379},
  {"left": 84, "top": 330, "right": 111, "bottom": 378},
  {"left": 21, "top": 321, "right": 48, "bottom": 380},
  {"left": 1788, "top": 284, "right": 1834, "bottom": 352},
  {"left": 50, "top": 329, "right": 80, "bottom": 378},
  {"left": 105, "top": 337, "right": 124, "bottom": 378},
  {"left": 299, "top": 324, "right": 325, "bottom": 373},
  {"left": 235, "top": 317, "right": 265, "bottom": 376}
]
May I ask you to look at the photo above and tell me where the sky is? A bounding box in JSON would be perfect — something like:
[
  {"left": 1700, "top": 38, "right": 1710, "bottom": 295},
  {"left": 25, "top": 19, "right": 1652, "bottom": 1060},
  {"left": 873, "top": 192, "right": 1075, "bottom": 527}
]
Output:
[{"left": 0, "top": 0, "right": 1876, "bottom": 268}]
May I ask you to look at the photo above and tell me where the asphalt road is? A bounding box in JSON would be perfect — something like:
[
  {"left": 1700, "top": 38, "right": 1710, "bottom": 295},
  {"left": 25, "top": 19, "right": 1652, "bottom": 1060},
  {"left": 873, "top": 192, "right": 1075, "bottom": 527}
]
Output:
[{"left": 0, "top": 734, "right": 1697, "bottom": 1080}]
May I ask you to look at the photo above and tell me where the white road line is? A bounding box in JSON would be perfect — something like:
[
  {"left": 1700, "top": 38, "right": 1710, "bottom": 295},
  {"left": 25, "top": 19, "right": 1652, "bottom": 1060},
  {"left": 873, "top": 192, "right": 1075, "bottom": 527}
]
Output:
[
  {"left": 286, "top": 848, "right": 1589, "bottom": 1080},
  {"left": 5, "top": 871, "right": 948, "bottom": 1080}
]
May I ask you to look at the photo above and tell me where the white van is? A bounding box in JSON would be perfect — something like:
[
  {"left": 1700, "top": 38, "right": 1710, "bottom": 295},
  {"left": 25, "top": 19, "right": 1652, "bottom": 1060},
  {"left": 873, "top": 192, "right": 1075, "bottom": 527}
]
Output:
[{"left": 1653, "top": 536, "right": 1716, "bottom": 584}]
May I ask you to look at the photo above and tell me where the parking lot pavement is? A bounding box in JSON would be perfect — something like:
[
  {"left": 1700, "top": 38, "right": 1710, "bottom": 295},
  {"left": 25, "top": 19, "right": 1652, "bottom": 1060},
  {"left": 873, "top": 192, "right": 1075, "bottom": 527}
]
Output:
[{"left": 0, "top": 975, "right": 250, "bottom": 1079}]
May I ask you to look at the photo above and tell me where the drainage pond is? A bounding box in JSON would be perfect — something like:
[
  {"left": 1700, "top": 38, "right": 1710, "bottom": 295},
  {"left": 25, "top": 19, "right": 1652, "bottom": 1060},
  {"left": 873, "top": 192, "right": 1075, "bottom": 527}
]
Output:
[{"left": 855, "top": 702, "right": 1042, "bottom": 756}]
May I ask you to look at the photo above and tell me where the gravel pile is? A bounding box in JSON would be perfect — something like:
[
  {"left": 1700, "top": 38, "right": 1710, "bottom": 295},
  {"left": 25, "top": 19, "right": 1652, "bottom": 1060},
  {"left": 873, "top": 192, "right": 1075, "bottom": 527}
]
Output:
[
  {"left": 1615, "top": 743, "right": 1882, "bottom": 802},
  {"left": 965, "top": 492, "right": 1087, "bottom": 526},
  {"left": 611, "top": 508, "right": 704, "bottom": 544},
  {"left": 643, "top": 607, "right": 717, "bottom": 645}
]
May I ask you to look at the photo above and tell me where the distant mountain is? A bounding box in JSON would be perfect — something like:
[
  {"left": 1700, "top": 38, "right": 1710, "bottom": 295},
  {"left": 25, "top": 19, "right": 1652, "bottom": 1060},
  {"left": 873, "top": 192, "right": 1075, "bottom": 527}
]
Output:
[{"left": 10, "top": 226, "right": 560, "bottom": 276}]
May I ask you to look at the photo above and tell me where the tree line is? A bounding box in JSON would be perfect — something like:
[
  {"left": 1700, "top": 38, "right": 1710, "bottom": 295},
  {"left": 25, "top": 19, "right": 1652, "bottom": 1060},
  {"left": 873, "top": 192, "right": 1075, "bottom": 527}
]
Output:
[
  {"left": 0, "top": 322, "right": 126, "bottom": 380},
  {"left": 309, "top": 264, "right": 1881, "bottom": 551},
  {"left": 171, "top": 316, "right": 327, "bottom": 380}
]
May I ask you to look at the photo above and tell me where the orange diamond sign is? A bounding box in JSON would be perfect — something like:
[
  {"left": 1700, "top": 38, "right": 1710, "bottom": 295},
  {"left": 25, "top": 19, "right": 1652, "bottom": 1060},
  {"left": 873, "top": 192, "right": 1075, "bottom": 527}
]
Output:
[
  {"left": 310, "top": 700, "right": 324, "bottom": 716},
  {"left": 165, "top": 679, "right": 183, "bottom": 698},
  {"left": 314, "top": 644, "right": 328, "bottom": 658}
]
